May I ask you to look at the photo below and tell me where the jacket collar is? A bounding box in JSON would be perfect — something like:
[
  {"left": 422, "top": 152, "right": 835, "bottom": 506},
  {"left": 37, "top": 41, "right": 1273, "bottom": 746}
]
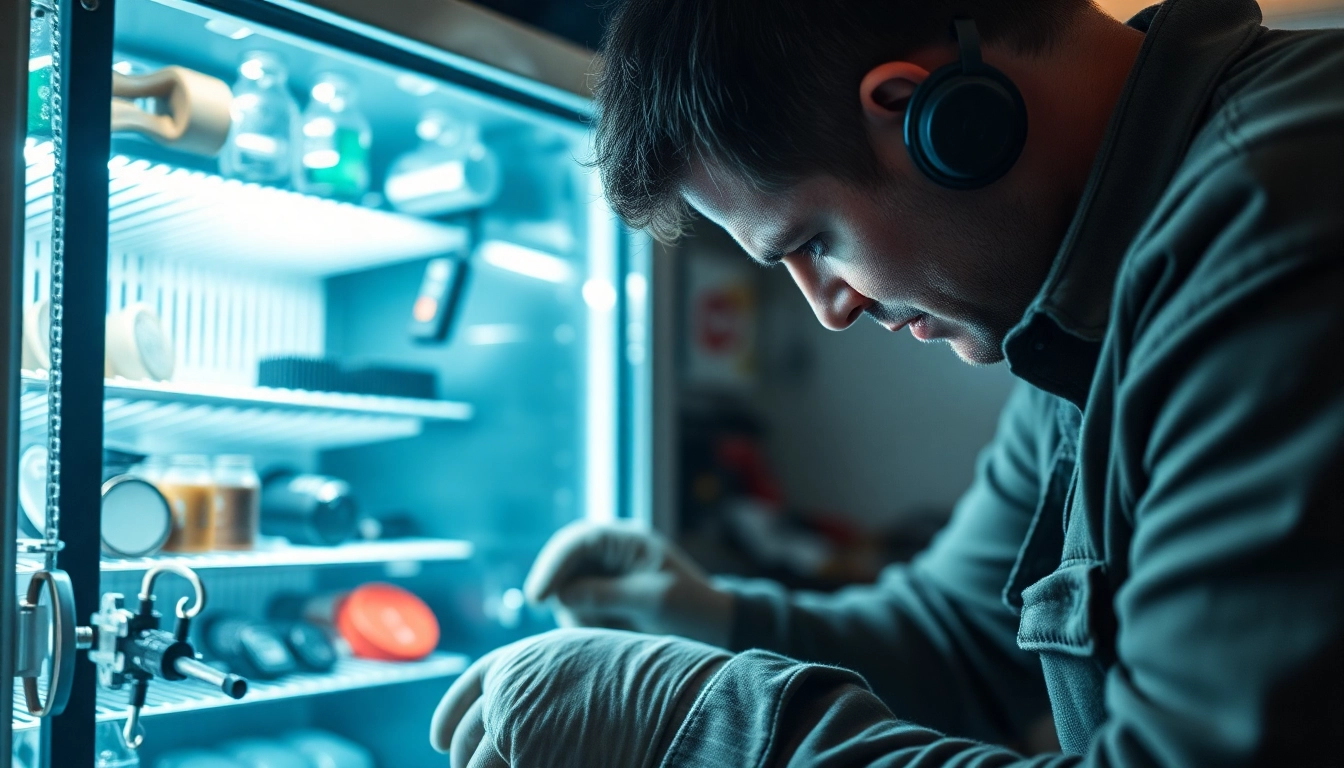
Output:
[{"left": 1002, "top": 0, "right": 1264, "bottom": 408}]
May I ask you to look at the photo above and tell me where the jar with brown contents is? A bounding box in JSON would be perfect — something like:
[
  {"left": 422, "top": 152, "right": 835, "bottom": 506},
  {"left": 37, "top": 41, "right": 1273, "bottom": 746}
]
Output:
[
  {"left": 158, "top": 454, "right": 215, "bottom": 552},
  {"left": 212, "top": 455, "right": 259, "bottom": 550}
]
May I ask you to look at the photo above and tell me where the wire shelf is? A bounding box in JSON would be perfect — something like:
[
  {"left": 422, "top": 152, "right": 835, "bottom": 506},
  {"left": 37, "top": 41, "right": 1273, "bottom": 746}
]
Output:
[
  {"left": 101, "top": 537, "right": 474, "bottom": 572},
  {"left": 23, "top": 141, "right": 469, "bottom": 276},
  {"left": 20, "top": 372, "right": 473, "bottom": 453},
  {"left": 11, "top": 653, "right": 470, "bottom": 732}
]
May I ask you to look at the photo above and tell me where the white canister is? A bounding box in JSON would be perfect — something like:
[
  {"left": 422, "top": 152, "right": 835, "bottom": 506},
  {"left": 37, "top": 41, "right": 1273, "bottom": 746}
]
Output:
[{"left": 105, "top": 303, "right": 175, "bottom": 381}]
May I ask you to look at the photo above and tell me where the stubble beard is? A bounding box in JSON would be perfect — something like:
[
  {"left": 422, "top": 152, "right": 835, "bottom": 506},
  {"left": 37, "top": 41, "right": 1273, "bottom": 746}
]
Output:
[{"left": 875, "top": 180, "right": 1054, "bottom": 366}]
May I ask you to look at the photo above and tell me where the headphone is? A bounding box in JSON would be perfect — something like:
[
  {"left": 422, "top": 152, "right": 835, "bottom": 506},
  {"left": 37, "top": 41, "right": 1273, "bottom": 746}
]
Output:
[{"left": 903, "top": 18, "right": 1028, "bottom": 190}]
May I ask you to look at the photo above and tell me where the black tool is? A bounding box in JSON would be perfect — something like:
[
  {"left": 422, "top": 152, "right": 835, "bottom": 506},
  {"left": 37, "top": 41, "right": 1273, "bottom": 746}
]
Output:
[{"left": 89, "top": 564, "right": 248, "bottom": 749}]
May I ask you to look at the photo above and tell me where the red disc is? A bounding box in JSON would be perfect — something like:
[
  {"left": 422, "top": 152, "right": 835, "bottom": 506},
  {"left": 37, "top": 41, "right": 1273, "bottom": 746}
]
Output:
[{"left": 335, "top": 583, "right": 440, "bottom": 661}]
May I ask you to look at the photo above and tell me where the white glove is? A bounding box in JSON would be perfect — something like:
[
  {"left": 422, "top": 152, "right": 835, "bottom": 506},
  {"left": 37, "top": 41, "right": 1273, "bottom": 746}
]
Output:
[
  {"left": 430, "top": 628, "right": 730, "bottom": 768},
  {"left": 523, "top": 521, "right": 734, "bottom": 648}
]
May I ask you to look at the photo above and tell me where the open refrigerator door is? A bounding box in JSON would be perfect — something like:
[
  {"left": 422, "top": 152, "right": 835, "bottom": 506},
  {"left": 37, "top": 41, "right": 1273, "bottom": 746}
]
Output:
[{"left": 6, "top": 0, "right": 652, "bottom": 764}]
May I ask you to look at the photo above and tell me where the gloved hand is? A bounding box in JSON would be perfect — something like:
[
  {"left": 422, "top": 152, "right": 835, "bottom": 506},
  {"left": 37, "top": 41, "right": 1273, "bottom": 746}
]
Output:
[
  {"left": 523, "top": 521, "right": 734, "bottom": 648},
  {"left": 430, "top": 628, "right": 730, "bottom": 768}
]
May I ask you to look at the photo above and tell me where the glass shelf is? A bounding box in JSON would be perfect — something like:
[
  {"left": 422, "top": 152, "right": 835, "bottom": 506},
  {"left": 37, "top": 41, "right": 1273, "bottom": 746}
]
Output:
[
  {"left": 11, "top": 653, "right": 470, "bottom": 732},
  {"left": 20, "top": 372, "right": 473, "bottom": 453},
  {"left": 99, "top": 537, "right": 473, "bottom": 572},
  {"left": 23, "top": 141, "right": 470, "bottom": 277}
]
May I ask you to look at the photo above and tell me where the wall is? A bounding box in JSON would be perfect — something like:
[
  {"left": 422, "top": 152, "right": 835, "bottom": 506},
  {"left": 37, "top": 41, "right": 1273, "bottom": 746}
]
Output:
[
  {"left": 756, "top": 269, "right": 1016, "bottom": 528},
  {"left": 677, "top": 224, "right": 1017, "bottom": 530}
]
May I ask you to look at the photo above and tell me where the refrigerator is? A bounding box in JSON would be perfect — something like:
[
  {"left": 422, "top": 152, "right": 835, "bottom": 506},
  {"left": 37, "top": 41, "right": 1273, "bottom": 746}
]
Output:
[{"left": 2, "top": 0, "right": 653, "bottom": 763}]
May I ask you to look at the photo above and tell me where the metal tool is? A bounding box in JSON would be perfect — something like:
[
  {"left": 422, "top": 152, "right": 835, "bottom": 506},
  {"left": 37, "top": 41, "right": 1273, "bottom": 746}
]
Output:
[{"left": 88, "top": 563, "right": 248, "bottom": 748}]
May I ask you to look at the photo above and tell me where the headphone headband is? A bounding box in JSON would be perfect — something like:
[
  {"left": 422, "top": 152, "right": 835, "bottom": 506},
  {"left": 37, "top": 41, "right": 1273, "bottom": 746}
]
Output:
[{"left": 952, "top": 18, "right": 983, "bottom": 70}]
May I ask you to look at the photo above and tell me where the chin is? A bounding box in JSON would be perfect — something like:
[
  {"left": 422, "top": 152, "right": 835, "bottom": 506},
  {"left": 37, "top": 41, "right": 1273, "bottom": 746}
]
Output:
[{"left": 948, "top": 337, "right": 1006, "bottom": 367}]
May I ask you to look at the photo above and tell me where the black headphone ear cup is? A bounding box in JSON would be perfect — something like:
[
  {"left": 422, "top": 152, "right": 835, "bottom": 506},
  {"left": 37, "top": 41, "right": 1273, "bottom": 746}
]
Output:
[{"left": 904, "top": 64, "right": 1028, "bottom": 189}]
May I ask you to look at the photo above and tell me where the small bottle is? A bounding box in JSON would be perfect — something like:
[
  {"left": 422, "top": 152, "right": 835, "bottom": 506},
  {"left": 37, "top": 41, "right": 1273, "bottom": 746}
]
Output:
[
  {"left": 384, "top": 110, "right": 500, "bottom": 216},
  {"left": 297, "top": 72, "right": 371, "bottom": 200},
  {"left": 220, "top": 51, "right": 299, "bottom": 184},
  {"left": 157, "top": 454, "right": 215, "bottom": 552},
  {"left": 212, "top": 455, "right": 260, "bottom": 550},
  {"left": 27, "top": 1, "right": 54, "bottom": 138}
]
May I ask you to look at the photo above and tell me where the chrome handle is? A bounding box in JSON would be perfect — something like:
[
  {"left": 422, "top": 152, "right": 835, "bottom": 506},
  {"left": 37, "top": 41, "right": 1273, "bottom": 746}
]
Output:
[{"left": 18, "top": 569, "right": 77, "bottom": 717}]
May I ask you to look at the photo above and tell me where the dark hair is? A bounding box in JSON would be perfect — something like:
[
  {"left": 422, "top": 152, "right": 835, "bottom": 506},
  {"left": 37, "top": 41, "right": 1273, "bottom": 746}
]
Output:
[{"left": 593, "top": 0, "right": 1087, "bottom": 241}]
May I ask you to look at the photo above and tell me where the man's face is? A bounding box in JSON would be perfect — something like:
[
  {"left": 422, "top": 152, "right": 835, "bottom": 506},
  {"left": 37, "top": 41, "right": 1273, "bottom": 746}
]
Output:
[{"left": 681, "top": 160, "right": 1062, "bottom": 365}]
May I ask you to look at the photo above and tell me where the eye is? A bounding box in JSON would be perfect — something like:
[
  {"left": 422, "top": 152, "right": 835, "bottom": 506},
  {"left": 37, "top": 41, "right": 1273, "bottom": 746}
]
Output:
[
  {"left": 757, "top": 234, "right": 827, "bottom": 268},
  {"left": 799, "top": 234, "right": 827, "bottom": 260}
]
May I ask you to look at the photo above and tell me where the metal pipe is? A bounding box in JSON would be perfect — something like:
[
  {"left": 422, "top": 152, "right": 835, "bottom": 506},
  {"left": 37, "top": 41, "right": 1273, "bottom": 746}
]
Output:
[{"left": 173, "top": 656, "right": 248, "bottom": 699}]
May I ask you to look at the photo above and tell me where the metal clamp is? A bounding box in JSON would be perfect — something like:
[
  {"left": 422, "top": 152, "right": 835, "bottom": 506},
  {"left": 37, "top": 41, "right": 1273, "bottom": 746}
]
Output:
[
  {"left": 18, "top": 569, "right": 77, "bottom": 717},
  {"left": 139, "top": 562, "right": 206, "bottom": 620}
]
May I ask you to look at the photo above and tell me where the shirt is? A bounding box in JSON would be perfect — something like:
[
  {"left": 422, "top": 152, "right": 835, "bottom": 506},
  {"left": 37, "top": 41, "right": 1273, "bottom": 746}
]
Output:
[{"left": 660, "top": 0, "right": 1344, "bottom": 765}]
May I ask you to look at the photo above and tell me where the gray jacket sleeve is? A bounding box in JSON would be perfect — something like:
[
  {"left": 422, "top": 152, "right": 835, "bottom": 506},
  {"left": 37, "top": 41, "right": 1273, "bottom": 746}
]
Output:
[{"left": 714, "top": 381, "right": 1054, "bottom": 744}]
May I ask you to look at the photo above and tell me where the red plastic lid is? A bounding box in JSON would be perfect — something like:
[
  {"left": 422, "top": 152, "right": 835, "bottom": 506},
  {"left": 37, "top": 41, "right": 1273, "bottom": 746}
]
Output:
[{"left": 335, "top": 583, "right": 440, "bottom": 661}]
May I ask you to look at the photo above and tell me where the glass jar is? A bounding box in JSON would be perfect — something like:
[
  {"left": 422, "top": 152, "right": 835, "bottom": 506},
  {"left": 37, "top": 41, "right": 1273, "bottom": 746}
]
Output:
[
  {"left": 212, "top": 455, "right": 260, "bottom": 550},
  {"left": 157, "top": 454, "right": 215, "bottom": 552},
  {"left": 384, "top": 110, "right": 500, "bottom": 216},
  {"left": 220, "top": 51, "right": 300, "bottom": 185},
  {"left": 297, "top": 72, "right": 371, "bottom": 200},
  {"left": 27, "top": 0, "right": 54, "bottom": 138}
]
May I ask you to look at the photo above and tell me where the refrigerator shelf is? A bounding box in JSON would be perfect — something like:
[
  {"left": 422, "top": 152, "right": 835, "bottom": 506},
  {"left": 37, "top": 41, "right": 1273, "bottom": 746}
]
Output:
[
  {"left": 20, "top": 372, "right": 473, "bottom": 453},
  {"left": 100, "top": 537, "right": 474, "bottom": 572},
  {"left": 23, "top": 140, "right": 470, "bottom": 276},
  {"left": 11, "top": 652, "right": 470, "bottom": 732}
]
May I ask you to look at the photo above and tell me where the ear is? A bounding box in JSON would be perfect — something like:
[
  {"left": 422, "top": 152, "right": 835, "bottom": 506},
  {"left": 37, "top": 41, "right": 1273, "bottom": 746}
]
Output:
[{"left": 860, "top": 62, "right": 930, "bottom": 123}]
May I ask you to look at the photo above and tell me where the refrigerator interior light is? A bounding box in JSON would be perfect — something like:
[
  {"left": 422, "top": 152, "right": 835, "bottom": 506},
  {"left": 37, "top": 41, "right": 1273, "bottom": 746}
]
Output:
[
  {"left": 479, "top": 240, "right": 572, "bottom": 284},
  {"left": 384, "top": 160, "right": 467, "bottom": 202},
  {"left": 463, "top": 324, "right": 525, "bottom": 346},
  {"left": 204, "top": 17, "right": 255, "bottom": 40},
  {"left": 395, "top": 73, "right": 438, "bottom": 97}
]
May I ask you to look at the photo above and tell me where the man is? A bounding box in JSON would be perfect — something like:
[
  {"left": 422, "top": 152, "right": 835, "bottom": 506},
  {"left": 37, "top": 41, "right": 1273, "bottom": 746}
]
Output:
[{"left": 432, "top": 0, "right": 1344, "bottom": 764}]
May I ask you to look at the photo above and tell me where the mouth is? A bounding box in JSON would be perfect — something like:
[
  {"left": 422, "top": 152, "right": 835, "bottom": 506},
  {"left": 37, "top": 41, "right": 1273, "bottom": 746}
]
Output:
[
  {"left": 883, "top": 313, "right": 926, "bottom": 334},
  {"left": 909, "top": 314, "right": 933, "bottom": 341}
]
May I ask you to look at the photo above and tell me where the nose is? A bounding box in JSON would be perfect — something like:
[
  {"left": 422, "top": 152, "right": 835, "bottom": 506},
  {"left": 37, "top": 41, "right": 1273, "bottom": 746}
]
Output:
[{"left": 784, "top": 256, "right": 871, "bottom": 331}]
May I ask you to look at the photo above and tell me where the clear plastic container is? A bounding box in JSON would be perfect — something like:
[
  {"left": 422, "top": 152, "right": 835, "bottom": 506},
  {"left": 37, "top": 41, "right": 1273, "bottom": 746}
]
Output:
[
  {"left": 220, "top": 51, "right": 300, "bottom": 184},
  {"left": 297, "top": 72, "right": 371, "bottom": 200},
  {"left": 27, "top": 1, "right": 54, "bottom": 138},
  {"left": 212, "top": 455, "right": 260, "bottom": 550},
  {"left": 158, "top": 454, "right": 215, "bottom": 552},
  {"left": 384, "top": 110, "right": 500, "bottom": 216}
]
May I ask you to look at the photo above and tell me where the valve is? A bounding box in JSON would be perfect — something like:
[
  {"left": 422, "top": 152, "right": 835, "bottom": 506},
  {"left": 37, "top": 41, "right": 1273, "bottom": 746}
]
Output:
[{"left": 87, "top": 563, "right": 248, "bottom": 749}]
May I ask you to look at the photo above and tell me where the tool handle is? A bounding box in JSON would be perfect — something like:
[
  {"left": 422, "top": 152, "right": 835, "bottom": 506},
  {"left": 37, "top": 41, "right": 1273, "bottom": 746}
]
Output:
[{"left": 173, "top": 656, "right": 248, "bottom": 699}]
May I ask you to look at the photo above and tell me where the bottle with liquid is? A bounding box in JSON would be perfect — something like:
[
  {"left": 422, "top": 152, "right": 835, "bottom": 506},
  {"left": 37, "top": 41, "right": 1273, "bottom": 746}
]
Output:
[
  {"left": 213, "top": 455, "right": 260, "bottom": 550},
  {"left": 297, "top": 72, "right": 371, "bottom": 200},
  {"left": 158, "top": 454, "right": 215, "bottom": 552},
  {"left": 28, "top": 0, "right": 54, "bottom": 138},
  {"left": 384, "top": 110, "right": 500, "bottom": 216},
  {"left": 220, "top": 51, "right": 299, "bottom": 184}
]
